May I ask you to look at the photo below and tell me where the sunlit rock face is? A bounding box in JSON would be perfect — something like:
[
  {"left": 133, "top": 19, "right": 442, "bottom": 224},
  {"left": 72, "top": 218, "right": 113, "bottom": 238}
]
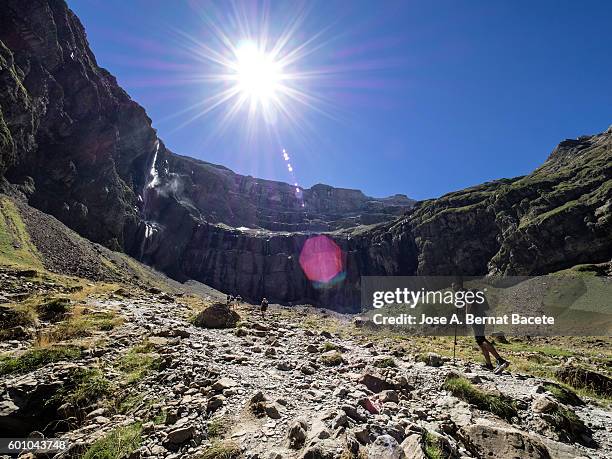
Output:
[{"left": 1, "top": 0, "right": 610, "bottom": 311}]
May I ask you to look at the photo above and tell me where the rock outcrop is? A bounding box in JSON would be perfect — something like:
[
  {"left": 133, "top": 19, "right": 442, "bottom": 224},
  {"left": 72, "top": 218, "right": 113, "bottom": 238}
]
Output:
[{"left": 1, "top": 0, "right": 610, "bottom": 311}]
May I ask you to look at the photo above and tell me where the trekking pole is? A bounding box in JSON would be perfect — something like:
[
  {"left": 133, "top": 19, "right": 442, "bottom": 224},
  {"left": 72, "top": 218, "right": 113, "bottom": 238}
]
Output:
[{"left": 453, "top": 323, "right": 457, "bottom": 365}]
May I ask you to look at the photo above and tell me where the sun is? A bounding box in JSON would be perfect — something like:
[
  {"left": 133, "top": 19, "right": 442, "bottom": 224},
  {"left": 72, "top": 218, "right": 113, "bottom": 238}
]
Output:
[{"left": 231, "top": 41, "right": 284, "bottom": 105}]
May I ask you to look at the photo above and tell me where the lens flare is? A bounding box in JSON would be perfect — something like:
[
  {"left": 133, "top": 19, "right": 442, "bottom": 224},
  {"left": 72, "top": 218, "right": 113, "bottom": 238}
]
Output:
[{"left": 299, "top": 235, "right": 345, "bottom": 285}]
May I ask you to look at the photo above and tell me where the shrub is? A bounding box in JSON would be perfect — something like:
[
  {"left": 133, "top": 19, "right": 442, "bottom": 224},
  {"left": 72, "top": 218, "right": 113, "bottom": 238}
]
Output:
[
  {"left": 320, "top": 351, "right": 344, "bottom": 366},
  {"left": 199, "top": 441, "right": 241, "bottom": 459},
  {"left": 443, "top": 375, "right": 517, "bottom": 420},
  {"left": 373, "top": 357, "right": 396, "bottom": 368},
  {"left": 36, "top": 298, "right": 71, "bottom": 322},
  {"left": 424, "top": 432, "right": 444, "bottom": 459}
]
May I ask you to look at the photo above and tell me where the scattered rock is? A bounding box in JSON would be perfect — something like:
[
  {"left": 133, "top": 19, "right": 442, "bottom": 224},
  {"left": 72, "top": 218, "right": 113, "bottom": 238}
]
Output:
[
  {"left": 359, "top": 373, "right": 394, "bottom": 393},
  {"left": 288, "top": 418, "right": 308, "bottom": 449},
  {"left": 368, "top": 434, "right": 405, "bottom": 459},
  {"left": 166, "top": 425, "right": 194, "bottom": 444},
  {"left": 422, "top": 352, "right": 443, "bottom": 367}
]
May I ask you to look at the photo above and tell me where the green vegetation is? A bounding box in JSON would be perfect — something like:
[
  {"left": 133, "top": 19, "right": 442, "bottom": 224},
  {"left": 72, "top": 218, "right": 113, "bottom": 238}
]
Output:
[
  {"left": 198, "top": 441, "right": 241, "bottom": 459},
  {"left": 49, "top": 368, "right": 113, "bottom": 410},
  {"left": 83, "top": 423, "right": 142, "bottom": 459},
  {"left": 424, "top": 432, "right": 444, "bottom": 459},
  {"left": 207, "top": 416, "right": 233, "bottom": 440},
  {"left": 543, "top": 383, "right": 583, "bottom": 406},
  {"left": 321, "top": 341, "right": 340, "bottom": 352},
  {"left": 0, "top": 196, "right": 42, "bottom": 269},
  {"left": 118, "top": 341, "right": 160, "bottom": 383},
  {"left": 443, "top": 375, "right": 517, "bottom": 420},
  {"left": 320, "top": 351, "right": 344, "bottom": 366},
  {"left": 0, "top": 304, "right": 35, "bottom": 340},
  {"left": 40, "top": 309, "right": 122, "bottom": 343},
  {"left": 546, "top": 404, "right": 589, "bottom": 443},
  {"left": 0, "top": 345, "right": 81, "bottom": 375},
  {"left": 555, "top": 364, "right": 612, "bottom": 398},
  {"left": 373, "top": 357, "right": 396, "bottom": 368},
  {"left": 36, "top": 297, "right": 71, "bottom": 322},
  {"left": 115, "top": 393, "right": 147, "bottom": 415}
]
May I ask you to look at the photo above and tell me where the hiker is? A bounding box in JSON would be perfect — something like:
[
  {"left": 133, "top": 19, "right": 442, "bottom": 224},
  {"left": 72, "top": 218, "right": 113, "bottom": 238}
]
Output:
[
  {"left": 453, "top": 282, "right": 510, "bottom": 374},
  {"left": 260, "top": 297, "right": 268, "bottom": 317},
  {"left": 235, "top": 295, "right": 242, "bottom": 307}
]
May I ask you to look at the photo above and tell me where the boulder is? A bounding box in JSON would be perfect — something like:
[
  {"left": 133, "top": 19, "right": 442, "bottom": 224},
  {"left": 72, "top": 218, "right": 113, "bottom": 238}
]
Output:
[
  {"left": 422, "top": 352, "right": 443, "bottom": 367},
  {"left": 400, "top": 434, "right": 426, "bottom": 459},
  {"left": 379, "top": 390, "right": 399, "bottom": 404},
  {"left": 211, "top": 377, "right": 237, "bottom": 392},
  {"left": 193, "top": 303, "right": 240, "bottom": 329},
  {"left": 301, "top": 439, "right": 341, "bottom": 459},
  {"left": 461, "top": 419, "right": 549, "bottom": 459},
  {"left": 359, "top": 373, "right": 394, "bottom": 393},
  {"left": 288, "top": 418, "right": 309, "bottom": 449},
  {"left": 166, "top": 425, "right": 194, "bottom": 444},
  {"left": 532, "top": 394, "right": 558, "bottom": 414},
  {"left": 367, "top": 434, "right": 405, "bottom": 459},
  {"left": 206, "top": 395, "right": 226, "bottom": 413}
]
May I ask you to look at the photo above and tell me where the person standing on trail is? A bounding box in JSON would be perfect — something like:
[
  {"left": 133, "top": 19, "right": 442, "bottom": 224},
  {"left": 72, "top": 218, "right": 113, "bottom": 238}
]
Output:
[
  {"left": 235, "top": 295, "right": 242, "bottom": 308},
  {"left": 453, "top": 282, "right": 510, "bottom": 374},
  {"left": 260, "top": 297, "right": 269, "bottom": 317}
]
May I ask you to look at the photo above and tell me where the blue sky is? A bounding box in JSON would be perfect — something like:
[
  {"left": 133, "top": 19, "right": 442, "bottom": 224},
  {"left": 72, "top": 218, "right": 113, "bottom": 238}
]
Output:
[{"left": 68, "top": 0, "right": 612, "bottom": 200}]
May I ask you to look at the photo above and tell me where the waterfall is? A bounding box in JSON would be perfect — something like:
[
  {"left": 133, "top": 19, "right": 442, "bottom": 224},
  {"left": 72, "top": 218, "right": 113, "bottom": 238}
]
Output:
[{"left": 139, "top": 140, "right": 161, "bottom": 260}]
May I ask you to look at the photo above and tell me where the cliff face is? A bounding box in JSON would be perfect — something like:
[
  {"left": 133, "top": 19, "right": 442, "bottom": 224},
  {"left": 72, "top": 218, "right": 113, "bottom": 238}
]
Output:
[
  {"left": 0, "top": 0, "right": 155, "bottom": 252},
  {"left": 405, "top": 130, "right": 612, "bottom": 277},
  {"left": 1, "top": 0, "right": 610, "bottom": 311}
]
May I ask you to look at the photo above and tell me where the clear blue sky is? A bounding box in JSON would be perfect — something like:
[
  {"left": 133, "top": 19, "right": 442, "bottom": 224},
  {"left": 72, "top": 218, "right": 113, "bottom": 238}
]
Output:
[{"left": 68, "top": 0, "right": 612, "bottom": 200}]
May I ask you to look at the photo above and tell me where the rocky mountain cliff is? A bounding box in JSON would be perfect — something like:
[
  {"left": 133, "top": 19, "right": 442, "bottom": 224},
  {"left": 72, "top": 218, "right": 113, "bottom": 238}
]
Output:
[{"left": 1, "top": 0, "right": 610, "bottom": 311}]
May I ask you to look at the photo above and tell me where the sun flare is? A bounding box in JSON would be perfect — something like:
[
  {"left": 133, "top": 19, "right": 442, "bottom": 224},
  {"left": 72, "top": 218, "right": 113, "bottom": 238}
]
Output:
[{"left": 232, "top": 41, "right": 284, "bottom": 104}]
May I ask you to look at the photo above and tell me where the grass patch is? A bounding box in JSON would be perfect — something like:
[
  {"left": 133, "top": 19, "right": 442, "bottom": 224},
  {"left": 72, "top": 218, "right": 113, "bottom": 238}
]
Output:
[
  {"left": 0, "top": 345, "right": 81, "bottom": 375},
  {"left": 118, "top": 341, "right": 160, "bottom": 383},
  {"left": 373, "top": 357, "right": 396, "bottom": 368},
  {"left": 83, "top": 423, "right": 142, "bottom": 459},
  {"left": 543, "top": 383, "right": 584, "bottom": 406},
  {"left": 320, "top": 351, "right": 344, "bottom": 366},
  {"left": 49, "top": 368, "right": 113, "bottom": 410},
  {"left": 443, "top": 375, "right": 517, "bottom": 420},
  {"left": 424, "top": 432, "right": 444, "bottom": 459},
  {"left": 207, "top": 416, "right": 233, "bottom": 440},
  {"left": 0, "top": 196, "right": 42, "bottom": 269},
  {"left": 321, "top": 342, "right": 340, "bottom": 352},
  {"left": 555, "top": 364, "right": 612, "bottom": 398},
  {"left": 199, "top": 441, "right": 241, "bottom": 459},
  {"left": 37, "top": 309, "right": 123, "bottom": 344},
  {"left": 0, "top": 304, "right": 36, "bottom": 339},
  {"left": 114, "top": 393, "right": 147, "bottom": 415},
  {"left": 36, "top": 297, "right": 71, "bottom": 322},
  {"left": 500, "top": 342, "right": 575, "bottom": 358}
]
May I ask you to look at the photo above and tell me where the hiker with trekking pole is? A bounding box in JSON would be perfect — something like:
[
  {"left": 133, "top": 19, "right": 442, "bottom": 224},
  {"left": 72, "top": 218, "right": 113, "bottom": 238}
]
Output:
[{"left": 452, "top": 281, "right": 510, "bottom": 374}]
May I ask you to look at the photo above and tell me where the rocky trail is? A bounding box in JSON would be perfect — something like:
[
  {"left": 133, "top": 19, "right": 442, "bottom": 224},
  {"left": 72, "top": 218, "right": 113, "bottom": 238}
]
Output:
[{"left": 1, "top": 285, "right": 610, "bottom": 459}]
